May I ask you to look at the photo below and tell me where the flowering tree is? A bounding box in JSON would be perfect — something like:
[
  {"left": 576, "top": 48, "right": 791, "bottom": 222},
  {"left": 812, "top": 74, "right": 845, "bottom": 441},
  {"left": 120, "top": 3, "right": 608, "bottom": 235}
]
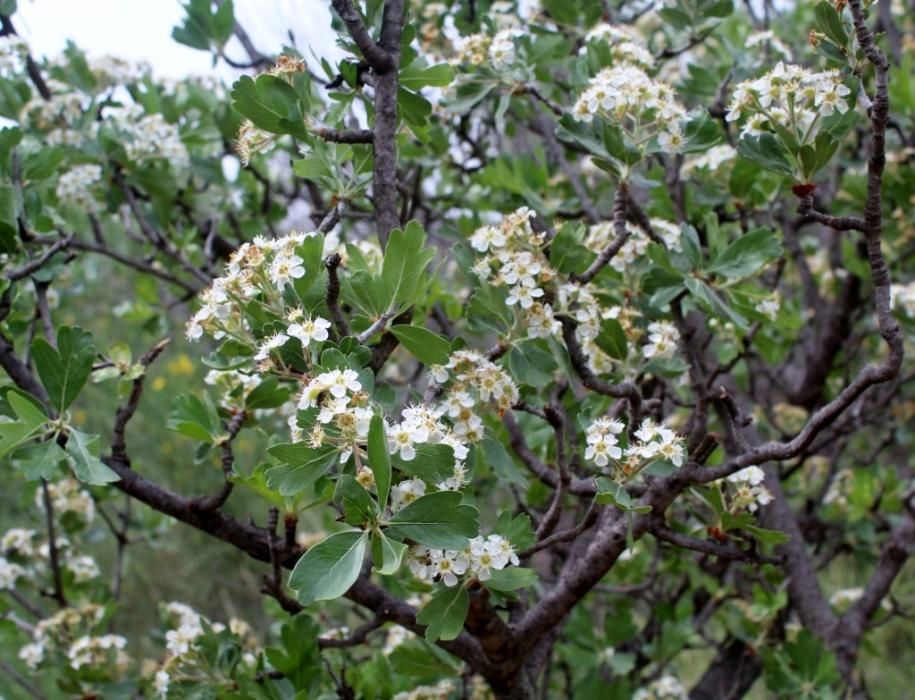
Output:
[{"left": 0, "top": 0, "right": 913, "bottom": 697}]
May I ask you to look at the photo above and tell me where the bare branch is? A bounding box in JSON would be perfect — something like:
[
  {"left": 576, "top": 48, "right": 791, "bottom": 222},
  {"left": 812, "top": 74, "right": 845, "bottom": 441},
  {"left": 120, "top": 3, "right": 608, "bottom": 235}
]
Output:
[
  {"left": 571, "top": 183, "right": 629, "bottom": 283},
  {"left": 325, "top": 252, "right": 350, "bottom": 338},
  {"left": 6, "top": 235, "right": 73, "bottom": 281}
]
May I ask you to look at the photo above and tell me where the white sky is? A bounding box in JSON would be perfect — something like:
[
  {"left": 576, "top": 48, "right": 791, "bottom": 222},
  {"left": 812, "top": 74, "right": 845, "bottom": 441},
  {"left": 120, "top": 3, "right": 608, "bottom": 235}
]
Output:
[{"left": 15, "top": 0, "right": 340, "bottom": 79}]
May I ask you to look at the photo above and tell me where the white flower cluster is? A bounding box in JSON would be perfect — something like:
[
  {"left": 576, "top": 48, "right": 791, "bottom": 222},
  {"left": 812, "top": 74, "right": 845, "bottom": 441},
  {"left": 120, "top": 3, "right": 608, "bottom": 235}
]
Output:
[
  {"left": 106, "top": 106, "right": 189, "bottom": 168},
  {"left": 185, "top": 231, "right": 334, "bottom": 354},
  {"left": 295, "top": 368, "right": 368, "bottom": 446},
  {"left": 89, "top": 55, "right": 149, "bottom": 87},
  {"left": 429, "top": 349, "right": 520, "bottom": 440},
  {"left": 755, "top": 294, "right": 780, "bottom": 321},
  {"left": 1, "top": 527, "right": 36, "bottom": 557},
  {"left": 66, "top": 554, "right": 101, "bottom": 583},
  {"left": 204, "top": 368, "right": 262, "bottom": 409},
  {"left": 726, "top": 62, "right": 852, "bottom": 143},
  {"left": 827, "top": 587, "right": 890, "bottom": 614},
  {"left": 56, "top": 164, "right": 103, "bottom": 212},
  {"left": 680, "top": 144, "right": 737, "bottom": 177},
  {"left": 454, "top": 33, "right": 491, "bottom": 65},
  {"left": 407, "top": 534, "right": 519, "bottom": 586},
  {"left": 2, "top": 522, "right": 101, "bottom": 590},
  {"left": 0, "top": 35, "right": 28, "bottom": 74},
  {"left": 629, "top": 419, "right": 686, "bottom": 466},
  {"left": 20, "top": 83, "right": 88, "bottom": 130},
  {"left": 386, "top": 405, "right": 469, "bottom": 484},
  {"left": 469, "top": 207, "right": 561, "bottom": 335},
  {"left": 67, "top": 634, "right": 128, "bottom": 670},
  {"left": 163, "top": 601, "right": 206, "bottom": 657},
  {"left": 489, "top": 29, "right": 521, "bottom": 70},
  {"left": 556, "top": 283, "right": 632, "bottom": 373},
  {"left": 36, "top": 478, "right": 96, "bottom": 524},
  {"left": 299, "top": 379, "right": 473, "bottom": 494},
  {"left": 633, "top": 675, "right": 689, "bottom": 700},
  {"left": 18, "top": 604, "right": 107, "bottom": 671},
  {"left": 585, "top": 218, "right": 682, "bottom": 274},
  {"left": 393, "top": 680, "right": 457, "bottom": 700},
  {"left": 158, "top": 603, "right": 256, "bottom": 685},
  {"left": 581, "top": 23, "right": 654, "bottom": 68},
  {"left": 643, "top": 321, "right": 680, "bottom": 361},
  {"left": 572, "top": 64, "right": 687, "bottom": 152},
  {"left": 725, "top": 465, "right": 773, "bottom": 513},
  {"left": 891, "top": 281, "right": 915, "bottom": 316},
  {"left": 467, "top": 207, "right": 684, "bottom": 374},
  {"left": 823, "top": 467, "right": 853, "bottom": 508},
  {"left": 585, "top": 417, "right": 625, "bottom": 466},
  {"left": 0, "top": 556, "right": 25, "bottom": 589},
  {"left": 585, "top": 417, "right": 686, "bottom": 478},
  {"left": 46, "top": 127, "right": 87, "bottom": 146}
]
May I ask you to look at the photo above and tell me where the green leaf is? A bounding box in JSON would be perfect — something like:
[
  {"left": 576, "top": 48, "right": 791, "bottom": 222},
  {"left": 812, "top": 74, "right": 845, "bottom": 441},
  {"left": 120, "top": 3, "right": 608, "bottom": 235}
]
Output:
[
  {"left": 707, "top": 228, "right": 782, "bottom": 279},
  {"left": 680, "top": 224, "right": 703, "bottom": 270},
  {"left": 371, "top": 530, "right": 407, "bottom": 575},
  {"left": 480, "top": 438, "right": 527, "bottom": 487},
  {"left": 368, "top": 413, "right": 392, "bottom": 512},
  {"left": 335, "top": 475, "right": 378, "bottom": 526},
  {"left": 812, "top": 131, "right": 840, "bottom": 176},
  {"left": 703, "top": 0, "right": 733, "bottom": 18},
  {"left": 386, "top": 491, "right": 479, "bottom": 549},
  {"left": 443, "top": 81, "right": 495, "bottom": 114},
  {"left": 173, "top": 0, "right": 234, "bottom": 50},
  {"left": 550, "top": 222, "right": 591, "bottom": 275},
  {"left": 0, "top": 126, "right": 22, "bottom": 177},
  {"left": 485, "top": 567, "right": 538, "bottom": 591},
  {"left": 744, "top": 524, "right": 790, "bottom": 546},
  {"left": 658, "top": 6, "right": 692, "bottom": 29},
  {"left": 467, "top": 283, "right": 512, "bottom": 334},
  {"left": 416, "top": 585, "right": 469, "bottom": 642},
  {"left": 14, "top": 439, "right": 66, "bottom": 481},
  {"left": 265, "top": 617, "right": 322, "bottom": 693},
  {"left": 736, "top": 134, "right": 795, "bottom": 178},
  {"left": 31, "top": 326, "right": 95, "bottom": 412},
  {"left": 0, "top": 183, "right": 18, "bottom": 254},
  {"left": 398, "top": 87, "right": 433, "bottom": 129},
  {"left": 681, "top": 110, "right": 722, "bottom": 155},
  {"left": 814, "top": 1, "right": 848, "bottom": 49},
  {"left": 389, "top": 640, "right": 461, "bottom": 682},
  {"left": 506, "top": 340, "right": 557, "bottom": 387},
  {"left": 400, "top": 63, "right": 454, "bottom": 91},
  {"left": 289, "top": 530, "right": 368, "bottom": 605},
  {"left": 265, "top": 444, "right": 339, "bottom": 496},
  {"left": 494, "top": 512, "right": 536, "bottom": 550},
  {"left": 230, "top": 74, "right": 308, "bottom": 139},
  {"left": 381, "top": 221, "right": 436, "bottom": 309},
  {"left": 66, "top": 429, "right": 120, "bottom": 485},
  {"left": 555, "top": 113, "right": 605, "bottom": 157},
  {"left": 245, "top": 376, "right": 293, "bottom": 409},
  {"left": 392, "top": 443, "right": 456, "bottom": 482},
  {"left": 684, "top": 277, "right": 749, "bottom": 331},
  {"left": 167, "top": 392, "right": 221, "bottom": 443},
  {"left": 594, "top": 318, "right": 628, "bottom": 360},
  {"left": 230, "top": 463, "right": 286, "bottom": 507},
  {"left": 596, "top": 476, "right": 633, "bottom": 509},
  {"left": 390, "top": 325, "right": 451, "bottom": 365},
  {"left": 23, "top": 147, "right": 65, "bottom": 181},
  {"left": 0, "top": 391, "right": 47, "bottom": 459}
]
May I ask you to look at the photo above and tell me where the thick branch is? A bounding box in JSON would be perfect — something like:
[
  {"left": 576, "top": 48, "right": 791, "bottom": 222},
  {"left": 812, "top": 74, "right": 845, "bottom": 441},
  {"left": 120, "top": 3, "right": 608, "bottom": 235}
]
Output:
[{"left": 330, "top": 0, "right": 397, "bottom": 72}]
